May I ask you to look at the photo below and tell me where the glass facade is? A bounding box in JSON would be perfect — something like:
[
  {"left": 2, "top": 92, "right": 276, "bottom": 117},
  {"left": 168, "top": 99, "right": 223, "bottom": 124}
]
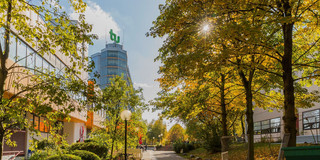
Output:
[{"left": 90, "top": 43, "right": 132, "bottom": 89}]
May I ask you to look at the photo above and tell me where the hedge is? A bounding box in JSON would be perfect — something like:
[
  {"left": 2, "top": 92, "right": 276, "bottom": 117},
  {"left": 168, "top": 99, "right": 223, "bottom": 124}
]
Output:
[
  {"left": 69, "top": 142, "right": 108, "bottom": 158},
  {"left": 29, "top": 151, "right": 49, "bottom": 160},
  {"left": 70, "top": 150, "right": 101, "bottom": 160},
  {"left": 46, "top": 154, "right": 81, "bottom": 160}
]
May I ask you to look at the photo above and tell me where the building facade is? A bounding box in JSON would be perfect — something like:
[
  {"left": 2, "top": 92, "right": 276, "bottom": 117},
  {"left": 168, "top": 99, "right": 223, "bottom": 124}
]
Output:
[
  {"left": 90, "top": 42, "right": 132, "bottom": 89},
  {"left": 0, "top": 9, "right": 105, "bottom": 159},
  {"left": 253, "top": 85, "right": 320, "bottom": 143}
]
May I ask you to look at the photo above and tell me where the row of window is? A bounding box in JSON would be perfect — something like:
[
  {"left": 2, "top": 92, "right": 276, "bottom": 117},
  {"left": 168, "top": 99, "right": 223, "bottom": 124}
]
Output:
[
  {"left": 107, "top": 67, "right": 128, "bottom": 76},
  {"left": 107, "top": 58, "right": 127, "bottom": 69},
  {"left": 254, "top": 118, "right": 281, "bottom": 134},
  {"left": 107, "top": 51, "right": 127, "bottom": 60},
  {"left": 254, "top": 109, "right": 320, "bottom": 135},
  {"left": 7, "top": 35, "right": 67, "bottom": 75}
]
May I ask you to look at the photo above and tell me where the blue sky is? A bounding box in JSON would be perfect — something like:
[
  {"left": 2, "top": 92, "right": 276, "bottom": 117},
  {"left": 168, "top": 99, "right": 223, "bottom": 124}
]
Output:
[{"left": 70, "top": 0, "right": 178, "bottom": 129}]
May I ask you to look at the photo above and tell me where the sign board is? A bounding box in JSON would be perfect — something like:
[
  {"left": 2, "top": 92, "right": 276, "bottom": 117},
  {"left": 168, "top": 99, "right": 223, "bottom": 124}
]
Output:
[{"left": 109, "top": 29, "right": 120, "bottom": 43}]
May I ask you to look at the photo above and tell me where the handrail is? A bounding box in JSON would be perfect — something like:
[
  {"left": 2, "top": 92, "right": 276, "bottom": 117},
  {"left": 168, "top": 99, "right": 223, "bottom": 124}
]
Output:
[{"left": 4, "top": 151, "right": 22, "bottom": 160}]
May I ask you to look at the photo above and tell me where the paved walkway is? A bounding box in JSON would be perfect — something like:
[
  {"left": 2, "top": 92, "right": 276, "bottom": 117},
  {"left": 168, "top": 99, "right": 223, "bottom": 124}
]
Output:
[{"left": 142, "top": 150, "right": 186, "bottom": 160}]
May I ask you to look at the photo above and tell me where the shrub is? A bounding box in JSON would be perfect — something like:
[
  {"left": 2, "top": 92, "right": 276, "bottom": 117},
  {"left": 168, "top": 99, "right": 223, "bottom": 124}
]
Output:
[
  {"left": 36, "top": 139, "right": 55, "bottom": 150},
  {"left": 70, "top": 150, "right": 101, "bottom": 160},
  {"left": 46, "top": 154, "right": 81, "bottom": 160},
  {"left": 156, "top": 144, "right": 162, "bottom": 150},
  {"left": 84, "top": 139, "right": 95, "bottom": 143},
  {"left": 173, "top": 142, "right": 195, "bottom": 153},
  {"left": 29, "top": 151, "right": 49, "bottom": 160},
  {"left": 69, "top": 142, "right": 108, "bottom": 158}
]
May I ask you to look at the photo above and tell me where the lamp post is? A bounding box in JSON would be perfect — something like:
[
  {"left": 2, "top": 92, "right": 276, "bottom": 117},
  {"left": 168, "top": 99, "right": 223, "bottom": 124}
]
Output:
[
  {"left": 121, "top": 110, "right": 132, "bottom": 160},
  {"left": 160, "top": 133, "right": 163, "bottom": 145}
]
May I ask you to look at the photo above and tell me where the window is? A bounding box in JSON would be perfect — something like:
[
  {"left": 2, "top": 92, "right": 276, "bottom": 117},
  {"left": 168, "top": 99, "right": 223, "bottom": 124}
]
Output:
[
  {"left": 43, "top": 60, "right": 49, "bottom": 71},
  {"left": 32, "top": 115, "right": 50, "bottom": 133},
  {"left": 33, "top": 115, "right": 39, "bottom": 130},
  {"left": 107, "top": 68, "right": 118, "bottom": 75},
  {"left": 270, "top": 118, "right": 281, "bottom": 133},
  {"left": 254, "top": 122, "right": 261, "bottom": 135},
  {"left": 26, "top": 46, "right": 35, "bottom": 71},
  {"left": 35, "top": 54, "right": 43, "bottom": 71},
  {"left": 254, "top": 117, "right": 281, "bottom": 135},
  {"left": 9, "top": 35, "right": 17, "bottom": 61},
  {"left": 17, "top": 39, "right": 26, "bottom": 66},
  {"left": 107, "top": 59, "right": 118, "bottom": 66},
  {"left": 39, "top": 117, "right": 45, "bottom": 132},
  {"left": 261, "top": 120, "right": 270, "bottom": 134},
  {"left": 303, "top": 109, "right": 320, "bottom": 130},
  {"left": 107, "top": 51, "right": 118, "bottom": 58},
  {"left": 118, "top": 52, "right": 127, "bottom": 60}
]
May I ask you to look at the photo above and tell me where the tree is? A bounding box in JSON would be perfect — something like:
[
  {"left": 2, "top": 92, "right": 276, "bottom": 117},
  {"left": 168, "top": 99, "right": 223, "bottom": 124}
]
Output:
[
  {"left": 212, "top": 0, "right": 320, "bottom": 148},
  {"left": 146, "top": 119, "right": 167, "bottom": 144},
  {"left": 149, "top": 1, "right": 320, "bottom": 159},
  {"left": 148, "top": 1, "right": 272, "bottom": 158},
  {"left": 166, "top": 124, "right": 184, "bottom": 143},
  {"left": 0, "top": 0, "right": 96, "bottom": 158},
  {"left": 90, "top": 75, "right": 145, "bottom": 159}
]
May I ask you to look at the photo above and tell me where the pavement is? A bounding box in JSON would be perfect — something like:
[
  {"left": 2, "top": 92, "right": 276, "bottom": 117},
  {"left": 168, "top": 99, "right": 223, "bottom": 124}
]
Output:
[{"left": 142, "top": 150, "right": 186, "bottom": 160}]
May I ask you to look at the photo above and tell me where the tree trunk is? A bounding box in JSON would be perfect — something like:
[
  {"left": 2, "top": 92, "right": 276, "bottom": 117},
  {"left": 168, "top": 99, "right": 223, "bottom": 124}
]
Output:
[
  {"left": 239, "top": 70, "right": 254, "bottom": 160},
  {"left": 110, "top": 119, "right": 119, "bottom": 159},
  {"left": 240, "top": 114, "right": 245, "bottom": 136},
  {"left": 0, "top": 1, "right": 12, "bottom": 159},
  {"left": 244, "top": 84, "right": 254, "bottom": 160},
  {"left": 281, "top": 0, "right": 296, "bottom": 147},
  {"left": 0, "top": 128, "right": 4, "bottom": 160},
  {"left": 282, "top": 22, "right": 296, "bottom": 147},
  {"left": 220, "top": 74, "right": 229, "bottom": 152}
]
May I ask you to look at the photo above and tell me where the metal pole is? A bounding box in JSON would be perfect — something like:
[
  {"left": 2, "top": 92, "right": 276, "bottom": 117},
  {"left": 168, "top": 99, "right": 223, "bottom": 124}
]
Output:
[{"left": 125, "top": 120, "right": 127, "bottom": 160}]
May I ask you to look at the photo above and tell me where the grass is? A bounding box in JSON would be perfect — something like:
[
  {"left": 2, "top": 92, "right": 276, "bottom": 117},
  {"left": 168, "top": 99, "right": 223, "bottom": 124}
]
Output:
[
  {"left": 179, "top": 143, "right": 320, "bottom": 160},
  {"left": 179, "top": 143, "right": 281, "bottom": 160}
]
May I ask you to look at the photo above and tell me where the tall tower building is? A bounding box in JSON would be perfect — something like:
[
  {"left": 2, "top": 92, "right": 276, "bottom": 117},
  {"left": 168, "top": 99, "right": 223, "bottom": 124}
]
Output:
[{"left": 90, "top": 42, "right": 132, "bottom": 89}]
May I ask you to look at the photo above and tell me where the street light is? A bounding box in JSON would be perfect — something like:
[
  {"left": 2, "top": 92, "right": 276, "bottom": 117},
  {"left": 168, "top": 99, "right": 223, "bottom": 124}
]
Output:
[
  {"left": 158, "top": 133, "right": 163, "bottom": 145},
  {"left": 121, "top": 110, "right": 132, "bottom": 160}
]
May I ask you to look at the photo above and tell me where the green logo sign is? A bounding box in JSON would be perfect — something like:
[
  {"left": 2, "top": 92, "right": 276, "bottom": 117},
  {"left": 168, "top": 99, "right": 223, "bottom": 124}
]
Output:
[{"left": 109, "top": 29, "right": 120, "bottom": 43}]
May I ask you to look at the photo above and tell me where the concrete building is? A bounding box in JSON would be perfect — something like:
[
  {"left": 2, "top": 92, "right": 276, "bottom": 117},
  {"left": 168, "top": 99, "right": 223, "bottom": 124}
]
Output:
[
  {"left": 90, "top": 42, "right": 132, "bottom": 89},
  {"left": 0, "top": 8, "right": 105, "bottom": 159},
  {"left": 253, "top": 85, "right": 320, "bottom": 143}
]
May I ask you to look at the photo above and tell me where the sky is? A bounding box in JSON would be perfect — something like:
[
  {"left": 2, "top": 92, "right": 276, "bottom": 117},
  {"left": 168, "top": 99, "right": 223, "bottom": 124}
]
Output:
[{"left": 69, "top": 0, "right": 178, "bottom": 130}]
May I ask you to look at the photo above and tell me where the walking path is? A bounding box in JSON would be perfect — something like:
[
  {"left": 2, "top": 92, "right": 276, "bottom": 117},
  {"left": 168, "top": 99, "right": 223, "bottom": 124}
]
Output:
[{"left": 142, "top": 150, "right": 186, "bottom": 160}]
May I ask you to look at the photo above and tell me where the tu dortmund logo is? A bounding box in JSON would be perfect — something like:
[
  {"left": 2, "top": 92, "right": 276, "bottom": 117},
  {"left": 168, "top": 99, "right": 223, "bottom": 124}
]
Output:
[{"left": 109, "top": 29, "right": 120, "bottom": 43}]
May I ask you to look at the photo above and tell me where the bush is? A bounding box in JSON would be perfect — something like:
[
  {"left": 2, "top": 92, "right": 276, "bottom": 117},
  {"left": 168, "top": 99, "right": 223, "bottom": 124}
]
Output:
[
  {"left": 36, "top": 139, "right": 55, "bottom": 150},
  {"left": 173, "top": 142, "right": 195, "bottom": 153},
  {"left": 69, "top": 142, "right": 108, "bottom": 158},
  {"left": 70, "top": 150, "right": 101, "bottom": 160},
  {"left": 156, "top": 144, "right": 162, "bottom": 150},
  {"left": 29, "top": 151, "right": 49, "bottom": 160},
  {"left": 84, "top": 139, "right": 95, "bottom": 143},
  {"left": 46, "top": 154, "right": 81, "bottom": 160}
]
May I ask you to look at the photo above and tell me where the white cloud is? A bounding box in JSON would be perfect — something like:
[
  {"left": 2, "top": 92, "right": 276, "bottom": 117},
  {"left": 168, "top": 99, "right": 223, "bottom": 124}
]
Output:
[
  {"left": 70, "top": 1, "right": 120, "bottom": 40},
  {"left": 134, "top": 82, "right": 152, "bottom": 88}
]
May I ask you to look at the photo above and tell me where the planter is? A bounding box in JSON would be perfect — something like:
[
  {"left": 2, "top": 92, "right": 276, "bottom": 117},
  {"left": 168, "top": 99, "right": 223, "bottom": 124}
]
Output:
[{"left": 282, "top": 146, "right": 320, "bottom": 160}]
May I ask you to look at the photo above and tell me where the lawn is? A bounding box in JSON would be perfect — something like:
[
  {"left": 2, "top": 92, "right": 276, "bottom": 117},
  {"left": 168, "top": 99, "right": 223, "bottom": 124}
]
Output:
[{"left": 179, "top": 143, "right": 281, "bottom": 160}]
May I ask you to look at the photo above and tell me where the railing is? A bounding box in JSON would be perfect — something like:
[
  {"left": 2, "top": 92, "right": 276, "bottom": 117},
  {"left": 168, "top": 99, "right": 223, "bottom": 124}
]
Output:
[{"left": 3, "top": 151, "right": 22, "bottom": 160}]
